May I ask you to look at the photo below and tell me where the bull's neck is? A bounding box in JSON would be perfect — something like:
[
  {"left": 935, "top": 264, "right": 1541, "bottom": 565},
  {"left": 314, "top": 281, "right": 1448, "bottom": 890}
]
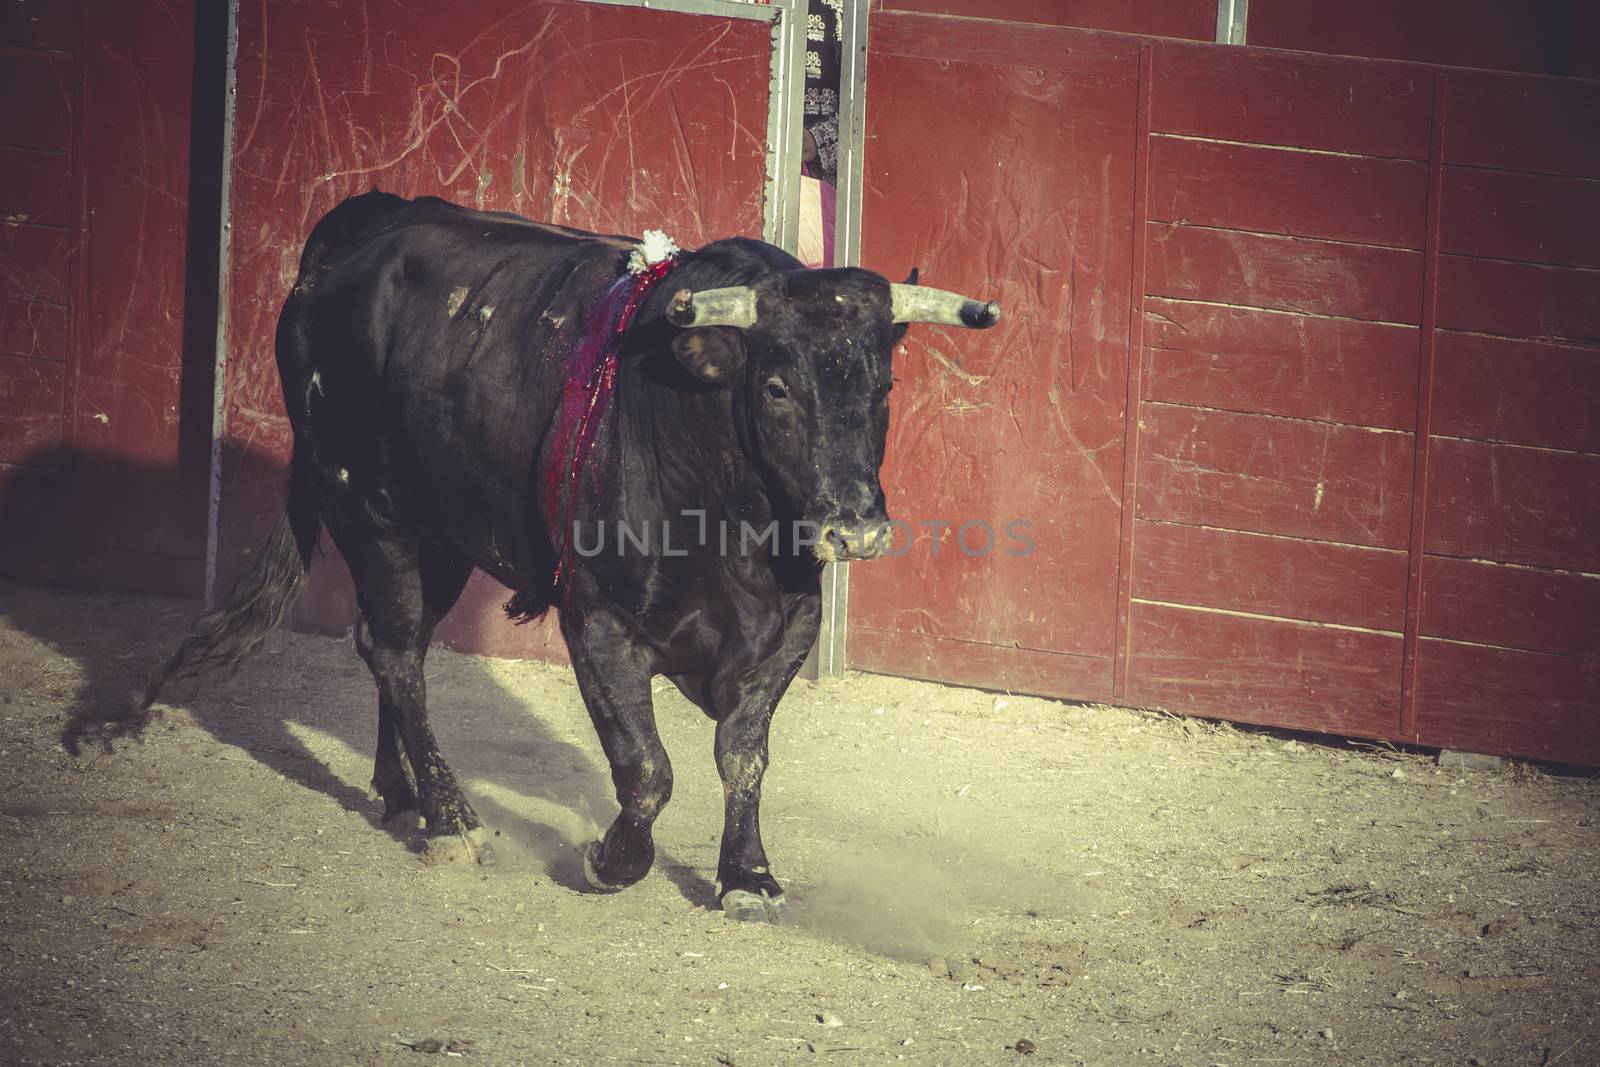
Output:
[{"left": 614, "top": 361, "right": 773, "bottom": 528}]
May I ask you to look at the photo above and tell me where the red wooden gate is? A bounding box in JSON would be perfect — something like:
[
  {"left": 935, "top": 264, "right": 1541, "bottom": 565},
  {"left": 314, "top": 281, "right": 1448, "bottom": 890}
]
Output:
[
  {"left": 853, "top": 13, "right": 1600, "bottom": 765},
  {"left": 8, "top": 2, "right": 1592, "bottom": 766},
  {"left": 216, "top": 0, "right": 778, "bottom": 658},
  {"left": 1, "top": 0, "right": 212, "bottom": 597}
]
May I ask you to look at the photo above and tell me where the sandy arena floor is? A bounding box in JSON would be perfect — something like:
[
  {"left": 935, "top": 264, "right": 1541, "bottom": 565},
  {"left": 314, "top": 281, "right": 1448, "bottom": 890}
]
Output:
[{"left": 1, "top": 579, "right": 1596, "bottom": 1065}]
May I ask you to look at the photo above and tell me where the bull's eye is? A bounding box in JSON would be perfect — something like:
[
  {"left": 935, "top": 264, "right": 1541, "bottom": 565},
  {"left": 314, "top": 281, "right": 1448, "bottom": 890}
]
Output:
[{"left": 764, "top": 381, "right": 789, "bottom": 401}]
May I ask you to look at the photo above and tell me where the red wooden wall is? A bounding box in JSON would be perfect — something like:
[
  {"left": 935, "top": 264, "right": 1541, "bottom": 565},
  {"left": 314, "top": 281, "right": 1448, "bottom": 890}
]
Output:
[
  {"left": 5, "top": 2, "right": 1595, "bottom": 765},
  {"left": 218, "top": 0, "right": 773, "bottom": 658},
  {"left": 1249, "top": 0, "right": 1598, "bottom": 79},
  {"left": 0, "top": 0, "right": 212, "bottom": 596},
  {"left": 1411, "top": 70, "right": 1600, "bottom": 759},
  {"left": 854, "top": 13, "right": 1600, "bottom": 765},
  {"left": 883, "top": 0, "right": 1597, "bottom": 80}
]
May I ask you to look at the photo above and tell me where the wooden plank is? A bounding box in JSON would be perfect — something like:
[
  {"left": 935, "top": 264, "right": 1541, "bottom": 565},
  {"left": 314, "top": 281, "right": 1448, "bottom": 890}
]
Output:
[
  {"left": 1146, "top": 224, "right": 1424, "bottom": 324},
  {"left": 1113, "top": 42, "right": 1154, "bottom": 700},
  {"left": 0, "top": 224, "right": 72, "bottom": 307},
  {"left": 1148, "top": 39, "right": 1433, "bottom": 160},
  {"left": 1436, "top": 255, "right": 1600, "bottom": 344},
  {"left": 1446, "top": 74, "right": 1600, "bottom": 179},
  {"left": 849, "top": 627, "right": 1114, "bottom": 704},
  {"left": 1132, "top": 520, "right": 1408, "bottom": 632},
  {"left": 1247, "top": 0, "right": 1551, "bottom": 76},
  {"left": 1441, "top": 167, "right": 1600, "bottom": 270},
  {"left": 1135, "top": 404, "right": 1416, "bottom": 549},
  {"left": 856, "top": 21, "right": 1137, "bottom": 669},
  {"left": 1397, "top": 73, "right": 1447, "bottom": 751},
  {"left": 0, "top": 294, "right": 67, "bottom": 361},
  {"left": 1124, "top": 600, "right": 1402, "bottom": 737},
  {"left": 0, "top": 0, "right": 77, "bottom": 52},
  {"left": 0, "top": 352, "right": 64, "bottom": 465},
  {"left": 1573, "top": 2, "right": 1600, "bottom": 79},
  {"left": 1149, "top": 136, "right": 1428, "bottom": 250},
  {"left": 1421, "top": 556, "right": 1600, "bottom": 659},
  {"left": 869, "top": 8, "right": 1137, "bottom": 73},
  {"left": 1143, "top": 298, "right": 1419, "bottom": 430},
  {"left": 0, "top": 147, "right": 73, "bottom": 227},
  {"left": 877, "top": 0, "right": 1214, "bottom": 39},
  {"left": 0, "top": 461, "right": 71, "bottom": 584},
  {"left": 0, "top": 49, "right": 72, "bottom": 151},
  {"left": 1425, "top": 438, "right": 1600, "bottom": 572},
  {"left": 60, "top": 0, "right": 210, "bottom": 588},
  {"left": 1412, "top": 639, "right": 1599, "bottom": 765},
  {"left": 1433, "top": 332, "right": 1600, "bottom": 454}
]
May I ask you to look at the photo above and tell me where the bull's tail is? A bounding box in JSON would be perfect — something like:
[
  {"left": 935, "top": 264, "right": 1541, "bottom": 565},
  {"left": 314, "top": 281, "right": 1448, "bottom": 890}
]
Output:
[{"left": 141, "top": 458, "right": 322, "bottom": 710}]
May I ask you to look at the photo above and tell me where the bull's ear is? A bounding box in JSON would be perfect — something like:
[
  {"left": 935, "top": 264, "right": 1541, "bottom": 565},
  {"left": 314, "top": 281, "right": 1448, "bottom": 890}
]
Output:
[{"left": 671, "top": 327, "right": 746, "bottom": 384}]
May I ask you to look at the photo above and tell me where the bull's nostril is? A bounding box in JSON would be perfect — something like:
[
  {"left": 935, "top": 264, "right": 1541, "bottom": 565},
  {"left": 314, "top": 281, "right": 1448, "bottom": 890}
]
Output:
[{"left": 815, "top": 514, "right": 892, "bottom": 560}]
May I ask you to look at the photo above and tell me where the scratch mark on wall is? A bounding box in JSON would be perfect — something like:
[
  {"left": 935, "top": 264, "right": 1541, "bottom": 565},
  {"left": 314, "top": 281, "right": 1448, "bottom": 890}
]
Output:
[
  {"left": 1132, "top": 597, "right": 1403, "bottom": 638},
  {"left": 1047, "top": 383, "right": 1120, "bottom": 509},
  {"left": 549, "top": 137, "right": 587, "bottom": 225},
  {"left": 922, "top": 344, "right": 987, "bottom": 387},
  {"left": 475, "top": 155, "right": 493, "bottom": 208},
  {"left": 1066, "top": 256, "right": 1077, "bottom": 392},
  {"left": 234, "top": 0, "right": 272, "bottom": 158}
]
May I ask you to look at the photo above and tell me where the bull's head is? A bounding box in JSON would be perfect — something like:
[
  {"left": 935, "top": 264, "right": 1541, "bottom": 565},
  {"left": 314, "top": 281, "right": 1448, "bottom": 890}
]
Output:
[{"left": 665, "top": 269, "right": 999, "bottom": 563}]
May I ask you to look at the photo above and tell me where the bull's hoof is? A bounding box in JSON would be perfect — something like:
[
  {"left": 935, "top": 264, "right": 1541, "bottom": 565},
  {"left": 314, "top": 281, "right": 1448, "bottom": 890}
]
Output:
[
  {"left": 581, "top": 842, "right": 624, "bottom": 892},
  {"left": 422, "top": 826, "right": 495, "bottom": 866},
  {"left": 721, "top": 889, "right": 793, "bottom": 925}
]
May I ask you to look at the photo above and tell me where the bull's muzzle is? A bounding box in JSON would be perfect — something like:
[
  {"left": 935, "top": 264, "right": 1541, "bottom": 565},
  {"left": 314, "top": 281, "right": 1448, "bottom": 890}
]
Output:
[{"left": 816, "top": 519, "right": 893, "bottom": 563}]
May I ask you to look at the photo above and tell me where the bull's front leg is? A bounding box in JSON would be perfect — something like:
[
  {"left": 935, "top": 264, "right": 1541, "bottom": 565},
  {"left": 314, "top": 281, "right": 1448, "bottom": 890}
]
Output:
[
  {"left": 715, "top": 704, "right": 790, "bottom": 923},
  {"left": 564, "top": 610, "right": 672, "bottom": 892},
  {"left": 712, "top": 601, "right": 818, "bottom": 925}
]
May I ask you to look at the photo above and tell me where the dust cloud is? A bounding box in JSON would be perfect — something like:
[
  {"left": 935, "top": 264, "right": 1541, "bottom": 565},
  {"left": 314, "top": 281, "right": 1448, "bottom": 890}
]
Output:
[{"left": 791, "top": 831, "right": 1089, "bottom": 961}]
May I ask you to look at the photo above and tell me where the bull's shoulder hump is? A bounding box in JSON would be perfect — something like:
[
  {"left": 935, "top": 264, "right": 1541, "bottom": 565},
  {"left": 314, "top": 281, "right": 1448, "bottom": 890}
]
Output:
[{"left": 404, "top": 197, "right": 635, "bottom": 250}]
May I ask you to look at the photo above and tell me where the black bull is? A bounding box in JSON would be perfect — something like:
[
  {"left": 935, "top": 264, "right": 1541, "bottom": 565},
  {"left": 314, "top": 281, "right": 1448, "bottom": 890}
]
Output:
[{"left": 146, "top": 191, "right": 998, "bottom": 923}]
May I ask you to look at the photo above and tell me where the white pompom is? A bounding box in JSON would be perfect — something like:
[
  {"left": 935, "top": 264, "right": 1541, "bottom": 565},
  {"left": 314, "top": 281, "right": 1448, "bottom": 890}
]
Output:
[{"left": 628, "top": 229, "right": 680, "bottom": 273}]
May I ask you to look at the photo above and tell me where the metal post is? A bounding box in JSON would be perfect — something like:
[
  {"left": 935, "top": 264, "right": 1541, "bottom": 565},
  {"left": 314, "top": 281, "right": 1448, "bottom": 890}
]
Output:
[
  {"left": 204, "top": 0, "right": 240, "bottom": 608},
  {"left": 1215, "top": 0, "right": 1248, "bottom": 45},
  {"left": 833, "top": 0, "right": 869, "bottom": 268},
  {"left": 764, "top": 0, "right": 806, "bottom": 252},
  {"left": 805, "top": 0, "right": 869, "bottom": 680}
]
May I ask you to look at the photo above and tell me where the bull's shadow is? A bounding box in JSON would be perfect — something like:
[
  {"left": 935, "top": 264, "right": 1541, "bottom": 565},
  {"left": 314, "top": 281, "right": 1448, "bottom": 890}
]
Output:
[{"left": 1, "top": 446, "right": 718, "bottom": 908}]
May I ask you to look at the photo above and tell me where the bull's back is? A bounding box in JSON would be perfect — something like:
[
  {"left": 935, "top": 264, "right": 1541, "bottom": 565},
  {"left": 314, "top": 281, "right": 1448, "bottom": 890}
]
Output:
[{"left": 281, "top": 193, "right": 632, "bottom": 586}]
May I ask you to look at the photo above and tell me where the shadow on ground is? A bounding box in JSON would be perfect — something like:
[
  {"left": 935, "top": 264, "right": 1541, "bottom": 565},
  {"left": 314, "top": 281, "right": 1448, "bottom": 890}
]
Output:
[{"left": 2, "top": 540, "right": 716, "bottom": 909}]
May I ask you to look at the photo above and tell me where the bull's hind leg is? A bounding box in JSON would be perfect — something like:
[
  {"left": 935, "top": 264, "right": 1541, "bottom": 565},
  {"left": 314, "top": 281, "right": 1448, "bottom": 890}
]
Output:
[
  {"left": 339, "top": 532, "right": 487, "bottom": 863},
  {"left": 363, "top": 626, "right": 418, "bottom": 828},
  {"left": 357, "top": 548, "right": 465, "bottom": 831}
]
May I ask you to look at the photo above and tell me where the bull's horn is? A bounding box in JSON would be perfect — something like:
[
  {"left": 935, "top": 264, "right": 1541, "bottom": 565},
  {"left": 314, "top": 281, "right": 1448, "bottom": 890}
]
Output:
[
  {"left": 890, "top": 284, "right": 1001, "bottom": 329},
  {"left": 666, "top": 286, "right": 758, "bottom": 329}
]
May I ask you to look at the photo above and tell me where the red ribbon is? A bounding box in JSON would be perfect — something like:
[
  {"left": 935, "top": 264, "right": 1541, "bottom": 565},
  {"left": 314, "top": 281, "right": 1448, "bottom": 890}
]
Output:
[{"left": 542, "top": 256, "right": 678, "bottom": 596}]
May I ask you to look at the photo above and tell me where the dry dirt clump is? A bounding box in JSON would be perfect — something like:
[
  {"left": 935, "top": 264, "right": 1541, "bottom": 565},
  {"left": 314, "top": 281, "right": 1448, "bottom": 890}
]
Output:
[{"left": 2, "top": 579, "right": 1597, "bottom": 1065}]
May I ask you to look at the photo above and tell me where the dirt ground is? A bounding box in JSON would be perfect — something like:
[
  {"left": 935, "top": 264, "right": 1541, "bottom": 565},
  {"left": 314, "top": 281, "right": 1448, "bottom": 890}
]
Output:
[{"left": 1, "top": 579, "right": 1597, "bottom": 1066}]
